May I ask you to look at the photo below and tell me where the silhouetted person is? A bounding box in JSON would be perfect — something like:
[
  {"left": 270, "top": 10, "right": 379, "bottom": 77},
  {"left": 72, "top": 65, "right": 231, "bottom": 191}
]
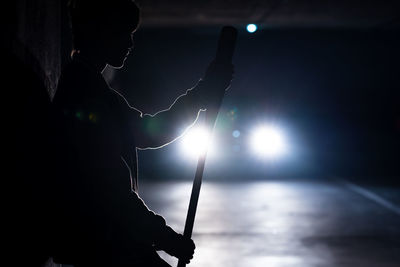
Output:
[{"left": 51, "top": 0, "right": 232, "bottom": 266}]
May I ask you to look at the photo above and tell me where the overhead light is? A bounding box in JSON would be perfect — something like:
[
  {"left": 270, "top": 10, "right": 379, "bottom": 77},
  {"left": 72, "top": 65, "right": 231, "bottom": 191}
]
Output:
[{"left": 246, "top": 24, "right": 258, "bottom": 33}]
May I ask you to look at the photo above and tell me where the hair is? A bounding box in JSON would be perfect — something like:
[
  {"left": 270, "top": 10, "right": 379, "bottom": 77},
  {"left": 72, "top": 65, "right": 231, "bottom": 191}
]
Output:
[{"left": 68, "top": 0, "right": 140, "bottom": 50}]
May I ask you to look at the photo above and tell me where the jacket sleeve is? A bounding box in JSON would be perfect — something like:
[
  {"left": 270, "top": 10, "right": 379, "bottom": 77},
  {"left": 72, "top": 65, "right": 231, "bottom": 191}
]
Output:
[
  {"left": 114, "top": 187, "right": 180, "bottom": 247},
  {"left": 113, "top": 81, "right": 208, "bottom": 150}
]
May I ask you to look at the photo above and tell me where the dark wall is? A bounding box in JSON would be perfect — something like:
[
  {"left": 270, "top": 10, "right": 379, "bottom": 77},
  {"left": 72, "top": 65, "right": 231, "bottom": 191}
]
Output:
[{"left": 12, "top": 0, "right": 71, "bottom": 99}]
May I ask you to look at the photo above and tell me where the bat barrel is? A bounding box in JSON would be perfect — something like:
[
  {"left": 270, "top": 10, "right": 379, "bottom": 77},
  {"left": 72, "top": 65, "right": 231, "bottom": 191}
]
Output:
[{"left": 215, "top": 26, "right": 238, "bottom": 63}]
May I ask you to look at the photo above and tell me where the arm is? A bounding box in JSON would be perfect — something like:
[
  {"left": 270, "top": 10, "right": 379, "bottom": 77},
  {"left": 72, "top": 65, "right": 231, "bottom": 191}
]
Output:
[
  {"left": 123, "top": 190, "right": 195, "bottom": 263},
  {"left": 114, "top": 80, "right": 207, "bottom": 150},
  {"left": 136, "top": 81, "right": 207, "bottom": 149},
  {"left": 114, "top": 62, "right": 233, "bottom": 149},
  {"left": 115, "top": 61, "right": 233, "bottom": 149}
]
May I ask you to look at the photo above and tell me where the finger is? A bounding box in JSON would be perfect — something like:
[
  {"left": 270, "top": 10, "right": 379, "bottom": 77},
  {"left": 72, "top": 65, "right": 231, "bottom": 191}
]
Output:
[
  {"left": 184, "top": 256, "right": 192, "bottom": 264},
  {"left": 179, "top": 255, "right": 191, "bottom": 264},
  {"left": 181, "top": 247, "right": 194, "bottom": 255}
]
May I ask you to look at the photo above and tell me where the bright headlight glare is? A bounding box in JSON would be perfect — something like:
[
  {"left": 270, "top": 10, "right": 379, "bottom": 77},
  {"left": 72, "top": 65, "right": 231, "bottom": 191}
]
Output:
[
  {"left": 250, "top": 125, "right": 286, "bottom": 158},
  {"left": 180, "top": 126, "right": 215, "bottom": 159}
]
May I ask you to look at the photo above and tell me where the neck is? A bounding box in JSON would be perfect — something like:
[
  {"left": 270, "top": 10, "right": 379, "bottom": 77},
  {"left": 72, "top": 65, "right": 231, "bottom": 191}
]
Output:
[{"left": 72, "top": 49, "right": 107, "bottom": 73}]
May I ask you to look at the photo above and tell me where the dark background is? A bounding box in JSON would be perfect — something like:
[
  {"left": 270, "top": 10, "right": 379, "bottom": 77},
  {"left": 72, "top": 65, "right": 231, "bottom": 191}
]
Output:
[
  {"left": 8, "top": 0, "right": 400, "bottom": 184},
  {"left": 109, "top": 28, "right": 399, "bottom": 184}
]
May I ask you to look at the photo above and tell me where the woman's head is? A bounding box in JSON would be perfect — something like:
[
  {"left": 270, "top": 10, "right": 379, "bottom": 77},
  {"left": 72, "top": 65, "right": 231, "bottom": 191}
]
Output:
[{"left": 69, "top": 0, "right": 140, "bottom": 68}]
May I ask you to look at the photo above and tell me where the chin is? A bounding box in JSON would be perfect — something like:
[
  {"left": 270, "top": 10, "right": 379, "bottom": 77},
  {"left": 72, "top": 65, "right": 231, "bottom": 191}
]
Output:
[
  {"left": 108, "top": 61, "right": 125, "bottom": 69},
  {"left": 107, "top": 56, "right": 128, "bottom": 69},
  {"left": 110, "top": 64, "right": 124, "bottom": 69}
]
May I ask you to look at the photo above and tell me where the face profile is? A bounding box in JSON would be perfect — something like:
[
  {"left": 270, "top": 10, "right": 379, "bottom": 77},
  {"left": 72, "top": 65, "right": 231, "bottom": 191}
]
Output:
[{"left": 102, "top": 25, "right": 136, "bottom": 68}]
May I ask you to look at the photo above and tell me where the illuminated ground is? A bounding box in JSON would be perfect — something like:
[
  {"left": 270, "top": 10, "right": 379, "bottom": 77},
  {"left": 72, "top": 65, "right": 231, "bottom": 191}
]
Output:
[{"left": 138, "top": 178, "right": 400, "bottom": 267}]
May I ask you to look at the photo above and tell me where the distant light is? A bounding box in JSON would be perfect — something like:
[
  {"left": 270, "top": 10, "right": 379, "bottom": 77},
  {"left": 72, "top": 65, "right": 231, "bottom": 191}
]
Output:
[
  {"left": 181, "top": 126, "right": 214, "bottom": 159},
  {"left": 246, "top": 24, "right": 257, "bottom": 33},
  {"left": 250, "top": 125, "right": 286, "bottom": 158},
  {"left": 232, "top": 130, "right": 241, "bottom": 138},
  {"left": 233, "top": 144, "right": 241, "bottom": 152}
]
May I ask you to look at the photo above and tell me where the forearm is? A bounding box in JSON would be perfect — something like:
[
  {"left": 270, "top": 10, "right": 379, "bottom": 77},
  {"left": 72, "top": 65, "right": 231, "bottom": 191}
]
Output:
[
  {"left": 135, "top": 81, "right": 206, "bottom": 149},
  {"left": 116, "top": 190, "right": 175, "bottom": 246}
]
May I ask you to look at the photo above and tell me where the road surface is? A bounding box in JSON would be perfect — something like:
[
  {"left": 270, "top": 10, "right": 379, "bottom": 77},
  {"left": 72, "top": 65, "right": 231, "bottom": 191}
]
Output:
[{"left": 138, "top": 178, "right": 400, "bottom": 267}]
